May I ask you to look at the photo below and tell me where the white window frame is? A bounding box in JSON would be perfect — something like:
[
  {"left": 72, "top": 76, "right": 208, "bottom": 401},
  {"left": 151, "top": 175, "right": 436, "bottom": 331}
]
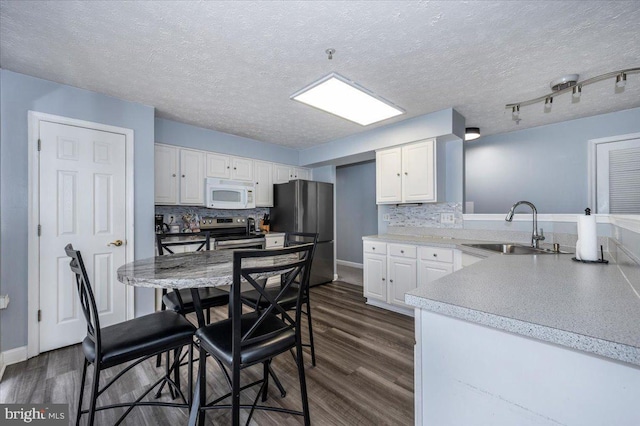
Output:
[{"left": 588, "top": 132, "right": 640, "bottom": 214}]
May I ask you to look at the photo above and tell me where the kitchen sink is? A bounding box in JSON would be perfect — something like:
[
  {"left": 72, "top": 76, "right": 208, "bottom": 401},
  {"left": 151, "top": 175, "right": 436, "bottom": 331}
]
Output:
[{"left": 462, "top": 243, "right": 570, "bottom": 255}]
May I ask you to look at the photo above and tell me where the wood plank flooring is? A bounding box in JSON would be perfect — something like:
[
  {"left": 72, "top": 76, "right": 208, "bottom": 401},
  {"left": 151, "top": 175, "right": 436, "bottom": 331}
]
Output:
[{"left": 0, "top": 281, "right": 414, "bottom": 425}]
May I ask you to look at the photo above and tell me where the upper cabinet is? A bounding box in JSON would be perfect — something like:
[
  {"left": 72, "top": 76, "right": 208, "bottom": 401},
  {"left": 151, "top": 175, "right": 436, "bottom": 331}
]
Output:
[
  {"left": 206, "top": 153, "right": 231, "bottom": 179},
  {"left": 206, "top": 153, "right": 253, "bottom": 181},
  {"left": 155, "top": 144, "right": 205, "bottom": 205},
  {"left": 155, "top": 143, "right": 310, "bottom": 206},
  {"left": 273, "top": 165, "right": 312, "bottom": 184},
  {"left": 155, "top": 145, "right": 180, "bottom": 204},
  {"left": 253, "top": 160, "right": 273, "bottom": 207},
  {"left": 376, "top": 139, "right": 437, "bottom": 204}
]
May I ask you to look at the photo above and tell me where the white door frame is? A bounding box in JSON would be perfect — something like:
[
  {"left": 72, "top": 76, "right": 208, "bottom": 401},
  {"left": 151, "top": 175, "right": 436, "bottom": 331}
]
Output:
[{"left": 27, "top": 111, "right": 136, "bottom": 358}]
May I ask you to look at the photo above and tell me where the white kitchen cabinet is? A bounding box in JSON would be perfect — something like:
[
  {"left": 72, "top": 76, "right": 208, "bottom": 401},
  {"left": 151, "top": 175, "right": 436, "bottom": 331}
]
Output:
[
  {"left": 387, "top": 244, "right": 417, "bottom": 308},
  {"left": 294, "top": 167, "right": 311, "bottom": 180},
  {"left": 376, "top": 147, "right": 402, "bottom": 203},
  {"left": 231, "top": 157, "right": 253, "bottom": 181},
  {"left": 206, "top": 152, "right": 231, "bottom": 179},
  {"left": 376, "top": 139, "right": 436, "bottom": 204},
  {"left": 253, "top": 160, "right": 273, "bottom": 207},
  {"left": 155, "top": 144, "right": 179, "bottom": 204},
  {"left": 273, "top": 164, "right": 311, "bottom": 184},
  {"left": 363, "top": 253, "right": 387, "bottom": 301},
  {"left": 179, "top": 148, "right": 205, "bottom": 205},
  {"left": 273, "top": 164, "right": 291, "bottom": 184},
  {"left": 265, "top": 233, "right": 285, "bottom": 249},
  {"left": 418, "top": 246, "right": 454, "bottom": 286}
]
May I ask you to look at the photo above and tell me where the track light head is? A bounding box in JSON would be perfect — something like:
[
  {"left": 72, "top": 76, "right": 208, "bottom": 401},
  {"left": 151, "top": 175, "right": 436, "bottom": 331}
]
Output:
[
  {"left": 616, "top": 73, "right": 627, "bottom": 88},
  {"left": 572, "top": 85, "right": 582, "bottom": 98},
  {"left": 512, "top": 105, "right": 520, "bottom": 120},
  {"left": 544, "top": 97, "right": 553, "bottom": 111}
]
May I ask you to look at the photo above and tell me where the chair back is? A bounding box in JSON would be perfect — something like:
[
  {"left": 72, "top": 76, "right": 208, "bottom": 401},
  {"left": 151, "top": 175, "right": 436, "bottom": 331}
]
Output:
[
  {"left": 64, "top": 244, "right": 101, "bottom": 353},
  {"left": 284, "top": 232, "right": 318, "bottom": 287},
  {"left": 232, "top": 243, "right": 314, "bottom": 353},
  {"left": 156, "top": 231, "right": 210, "bottom": 255}
]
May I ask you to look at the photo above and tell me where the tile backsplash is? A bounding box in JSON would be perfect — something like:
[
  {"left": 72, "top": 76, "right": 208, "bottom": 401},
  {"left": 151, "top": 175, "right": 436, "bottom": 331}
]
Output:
[
  {"left": 155, "top": 205, "right": 269, "bottom": 230},
  {"left": 383, "top": 202, "right": 462, "bottom": 229}
]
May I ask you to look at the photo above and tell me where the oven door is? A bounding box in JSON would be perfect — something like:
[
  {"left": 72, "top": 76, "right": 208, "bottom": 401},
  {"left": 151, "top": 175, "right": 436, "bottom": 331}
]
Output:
[{"left": 213, "top": 238, "right": 266, "bottom": 250}]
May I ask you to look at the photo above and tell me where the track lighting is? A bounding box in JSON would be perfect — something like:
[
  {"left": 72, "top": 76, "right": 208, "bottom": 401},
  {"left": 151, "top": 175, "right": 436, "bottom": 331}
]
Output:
[
  {"left": 512, "top": 105, "right": 520, "bottom": 120},
  {"left": 506, "top": 67, "right": 638, "bottom": 121},
  {"left": 572, "top": 85, "right": 582, "bottom": 99}
]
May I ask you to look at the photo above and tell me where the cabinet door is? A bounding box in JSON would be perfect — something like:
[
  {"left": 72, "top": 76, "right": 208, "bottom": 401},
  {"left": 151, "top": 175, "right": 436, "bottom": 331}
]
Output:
[
  {"left": 376, "top": 147, "right": 402, "bottom": 203},
  {"left": 402, "top": 140, "right": 435, "bottom": 202},
  {"left": 254, "top": 160, "right": 273, "bottom": 207},
  {"left": 273, "top": 164, "right": 291, "bottom": 184},
  {"left": 388, "top": 257, "right": 417, "bottom": 308},
  {"left": 363, "top": 254, "right": 387, "bottom": 301},
  {"left": 418, "top": 260, "right": 454, "bottom": 287},
  {"left": 231, "top": 157, "right": 254, "bottom": 181},
  {"left": 154, "top": 145, "right": 179, "bottom": 204},
  {"left": 179, "top": 149, "right": 205, "bottom": 205},
  {"left": 294, "top": 167, "right": 311, "bottom": 180},
  {"left": 206, "top": 153, "right": 231, "bottom": 179}
]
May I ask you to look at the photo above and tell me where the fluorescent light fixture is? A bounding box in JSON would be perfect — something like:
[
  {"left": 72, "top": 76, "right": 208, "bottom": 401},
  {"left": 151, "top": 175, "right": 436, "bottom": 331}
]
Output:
[
  {"left": 465, "top": 127, "right": 481, "bottom": 141},
  {"left": 291, "top": 73, "right": 404, "bottom": 126}
]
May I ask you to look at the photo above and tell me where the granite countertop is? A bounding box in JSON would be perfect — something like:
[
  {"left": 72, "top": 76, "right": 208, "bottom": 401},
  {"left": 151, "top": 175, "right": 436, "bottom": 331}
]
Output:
[
  {"left": 117, "top": 250, "right": 297, "bottom": 289},
  {"left": 364, "top": 234, "right": 640, "bottom": 366}
]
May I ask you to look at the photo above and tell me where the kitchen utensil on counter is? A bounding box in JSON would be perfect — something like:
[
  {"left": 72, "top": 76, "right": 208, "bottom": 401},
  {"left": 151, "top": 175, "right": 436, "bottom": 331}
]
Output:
[
  {"left": 155, "top": 214, "right": 169, "bottom": 233},
  {"left": 247, "top": 217, "right": 256, "bottom": 233}
]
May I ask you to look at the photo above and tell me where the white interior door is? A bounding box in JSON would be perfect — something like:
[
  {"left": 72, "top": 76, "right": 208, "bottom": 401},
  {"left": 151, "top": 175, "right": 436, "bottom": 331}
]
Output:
[{"left": 39, "top": 121, "right": 128, "bottom": 352}]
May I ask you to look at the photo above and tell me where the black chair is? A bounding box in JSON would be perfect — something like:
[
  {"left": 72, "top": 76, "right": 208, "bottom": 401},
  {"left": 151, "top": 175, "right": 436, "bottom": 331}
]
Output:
[
  {"left": 190, "top": 243, "right": 314, "bottom": 426},
  {"left": 155, "top": 232, "right": 230, "bottom": 396},
  {"left": 65, "top": 244, "right": 195, "bottom": 426},
  {"left": 156, "top": 232, "right": 229, "bottom": 325},
  {"left": 240, "top": 232, "right": 318, "bottom": 366}
]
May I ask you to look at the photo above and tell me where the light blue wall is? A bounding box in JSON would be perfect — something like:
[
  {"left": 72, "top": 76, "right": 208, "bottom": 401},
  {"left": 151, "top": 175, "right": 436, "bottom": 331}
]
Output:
[
  {"left": 299, "top": 108, "right": 464, "bottom": 167},
  {"left": 336, "top": 161, "right": 378, "bottom": 264},
  {"left": 0, "top": 70, "right": 156, "bottom": 352},
  {"left": 465, "top": 107, "right": 640, "bottom": 214},
  {"left": 155, "top": 118, "right": 299, "bottom": 165}
]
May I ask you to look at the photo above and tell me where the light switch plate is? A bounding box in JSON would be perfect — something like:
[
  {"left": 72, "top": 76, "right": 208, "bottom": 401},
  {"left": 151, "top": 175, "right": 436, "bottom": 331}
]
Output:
[
  {"left": 440, "top": 213, "right": 455, "bottom": 224},
  {"left": 0, "top": 294, "right": 9, "bottom": 310}
]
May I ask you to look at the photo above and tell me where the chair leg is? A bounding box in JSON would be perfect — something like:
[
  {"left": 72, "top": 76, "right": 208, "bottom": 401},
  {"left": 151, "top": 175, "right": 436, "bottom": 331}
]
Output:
[
  {"left": 87, "top": 363, "right": 101, "bottom": 426},
  {"left": 75, "top": 359, "right": 88, "bottom": 426},
  {"left": 232, "top": 356, "right": 241, "bottom": 426},
  {"left": 305, "top": 300, "right": 317, "bottom": 367},
  {"left": 198, "top": 346, "right": 207, "bottom": 426},
  {"left": 188, "top": 343, "right": 194, "bottom": 408},
  {"left": 261, "top": 361, "right": 269, "bottom": 402},
  {"left": 206, "top": 308, "right": 211, "bottom": 324},
  {"left": 267, "top": 364, "right": 287, "bottom": 398},
  {"left": 295, "top": 344, "right": 311, "bottom": 426},
  {"left": 173, "top": 347, "right": 181, "bottom": 398}
]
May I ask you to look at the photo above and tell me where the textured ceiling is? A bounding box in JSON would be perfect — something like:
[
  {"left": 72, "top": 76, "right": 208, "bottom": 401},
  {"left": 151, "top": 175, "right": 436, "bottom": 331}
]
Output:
[{"left": 1, "top": 1, "right": 639, "bottom": 148}]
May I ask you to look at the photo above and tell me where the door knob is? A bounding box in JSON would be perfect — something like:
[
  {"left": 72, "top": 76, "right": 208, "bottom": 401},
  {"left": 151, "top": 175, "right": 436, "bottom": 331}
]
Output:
[{"left": 108, "top": 240, "right": 124, "bottom": 247}]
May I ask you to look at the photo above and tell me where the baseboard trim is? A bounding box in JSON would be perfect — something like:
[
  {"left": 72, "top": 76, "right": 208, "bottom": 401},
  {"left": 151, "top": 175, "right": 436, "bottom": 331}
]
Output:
[
  {"left": 366, "top": 299, "right": 414, "bottom": 317},
  {"left": 0, "top": 346, "right": 28, "bottom": 382},
  {"left": 336, "top": 259, "right": 364, "bottom": 269}
]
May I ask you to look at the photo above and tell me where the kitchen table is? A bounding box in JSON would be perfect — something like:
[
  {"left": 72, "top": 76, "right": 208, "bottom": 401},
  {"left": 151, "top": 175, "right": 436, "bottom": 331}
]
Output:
[{"left": 116, "top": 249, "right": 296, "bottom": 425}]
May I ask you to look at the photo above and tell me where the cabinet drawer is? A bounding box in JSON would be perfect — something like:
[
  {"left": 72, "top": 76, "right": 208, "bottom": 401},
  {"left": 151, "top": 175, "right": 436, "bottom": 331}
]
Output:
[
  {"left": 419, "top": 246, "right": 454, "bottom": 263},
  {"left": 388, "top": 244, "right": 417, "bottom": 259},
  {"left": 363, "top": 241, "right": 387, "bottom": 255},
  {"left": 265, "top": 235, "right": 284, "bottom": 248}
]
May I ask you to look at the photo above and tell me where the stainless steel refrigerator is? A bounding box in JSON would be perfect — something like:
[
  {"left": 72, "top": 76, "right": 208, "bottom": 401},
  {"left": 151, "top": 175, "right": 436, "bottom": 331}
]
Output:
[{"left": 270, "top": 180, "right": 334, "bottom": 286}]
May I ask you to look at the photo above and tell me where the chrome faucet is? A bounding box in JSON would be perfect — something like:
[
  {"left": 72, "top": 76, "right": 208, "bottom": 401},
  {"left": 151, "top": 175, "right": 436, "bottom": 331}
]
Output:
[{"left": 505, "top": 201, "right": 545, "bottom": 248}]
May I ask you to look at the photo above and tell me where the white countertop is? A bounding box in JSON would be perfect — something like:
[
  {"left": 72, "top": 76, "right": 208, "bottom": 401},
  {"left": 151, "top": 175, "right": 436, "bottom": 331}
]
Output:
[{"left": 364, "top": 234, "right": 640, "bottom": 366}]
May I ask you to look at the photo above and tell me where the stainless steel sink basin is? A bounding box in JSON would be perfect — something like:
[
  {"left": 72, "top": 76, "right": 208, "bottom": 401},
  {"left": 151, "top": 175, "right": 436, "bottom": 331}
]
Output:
[{"left": 462, "top": 243, "right": 570, "bottom": 255}]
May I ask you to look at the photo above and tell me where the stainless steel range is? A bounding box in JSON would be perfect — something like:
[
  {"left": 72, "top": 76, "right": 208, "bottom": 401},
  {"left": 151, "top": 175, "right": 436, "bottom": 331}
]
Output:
[{"left": 199, "top": 216, "right": 265, "bottom": 250}]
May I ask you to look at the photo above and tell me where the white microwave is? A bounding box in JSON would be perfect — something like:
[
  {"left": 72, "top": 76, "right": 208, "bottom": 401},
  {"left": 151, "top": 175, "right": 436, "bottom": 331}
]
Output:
[{"left": 205, "top": 178, "right": 256, "bottom": 209}]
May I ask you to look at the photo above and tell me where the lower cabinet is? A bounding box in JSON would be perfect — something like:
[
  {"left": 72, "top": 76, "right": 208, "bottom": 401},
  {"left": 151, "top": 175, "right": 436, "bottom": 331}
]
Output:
[{"left": 364, "top": 240, "right": 463, "bottom": 315}]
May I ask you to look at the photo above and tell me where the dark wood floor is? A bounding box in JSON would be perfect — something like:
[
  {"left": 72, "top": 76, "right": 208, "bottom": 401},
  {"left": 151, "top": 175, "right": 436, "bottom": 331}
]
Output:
[{"left": 0, "top": 281, "right": 414, "bottom": 425}]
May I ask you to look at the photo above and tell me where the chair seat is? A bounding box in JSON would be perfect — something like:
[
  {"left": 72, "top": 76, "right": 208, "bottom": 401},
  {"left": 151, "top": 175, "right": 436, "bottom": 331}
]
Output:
[
  {"left": 240, "top": 286, "right": 303, "bottom": 311},
  {"left": 83, "top": 311, "right": 195, "bottom": 369},
  {"left": 195, "top": 312, "right": 295, "bottom": 367},
  {"left": 163, "top": 287, "right": 229, "bottom": 313}
]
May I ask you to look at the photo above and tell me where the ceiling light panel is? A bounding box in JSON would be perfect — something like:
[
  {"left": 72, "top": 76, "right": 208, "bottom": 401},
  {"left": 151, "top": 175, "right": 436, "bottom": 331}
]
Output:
[{"left": 291, "top": 73, "right": 404, "bottom": 126}]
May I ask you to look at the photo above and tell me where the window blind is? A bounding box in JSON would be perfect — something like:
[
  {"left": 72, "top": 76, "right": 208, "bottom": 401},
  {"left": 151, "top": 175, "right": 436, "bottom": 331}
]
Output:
[{"left": 609, "top": 146, "right": 640, "bottom": 214}]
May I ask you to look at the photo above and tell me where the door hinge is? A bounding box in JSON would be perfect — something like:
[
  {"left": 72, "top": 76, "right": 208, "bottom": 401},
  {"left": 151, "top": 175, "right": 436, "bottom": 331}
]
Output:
[
  {"left": 37, "top": 139, "right": 41, "bottom": 151},
  {"left": 37, "top": 224, "right": 41, "bottom": 237},
  {"left": 38, "top": 309, "right": 42, "bottom": 322}
]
